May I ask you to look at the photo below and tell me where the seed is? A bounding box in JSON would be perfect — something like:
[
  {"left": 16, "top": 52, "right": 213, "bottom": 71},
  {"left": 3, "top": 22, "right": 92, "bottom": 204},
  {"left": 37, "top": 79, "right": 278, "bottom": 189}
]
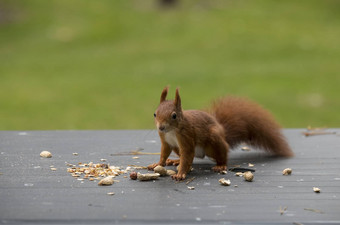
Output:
[
  {"left": 129, "top": 172, "right": 137, "bottom": 180},
  {"left": 107, "top": 192, "right": 115, "bottom": 196},
  {"left": 40, "top": 151, "right": 52, "bottom": 158}
]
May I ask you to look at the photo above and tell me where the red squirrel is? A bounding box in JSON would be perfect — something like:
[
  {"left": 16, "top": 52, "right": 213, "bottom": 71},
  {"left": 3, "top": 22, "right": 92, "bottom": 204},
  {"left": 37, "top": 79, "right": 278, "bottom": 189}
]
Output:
[{"left": 147, "top": 87, "right": 293, "bottom": 180}]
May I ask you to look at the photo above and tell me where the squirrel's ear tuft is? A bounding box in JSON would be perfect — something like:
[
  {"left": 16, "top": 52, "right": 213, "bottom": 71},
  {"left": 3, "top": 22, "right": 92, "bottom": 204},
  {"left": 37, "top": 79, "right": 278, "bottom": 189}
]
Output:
[
  {"left": 160, "top": 86, "right": 168, "bottom": 103},
  {"left": 174, "top": 88, "right": 181, "bottom": 109}
]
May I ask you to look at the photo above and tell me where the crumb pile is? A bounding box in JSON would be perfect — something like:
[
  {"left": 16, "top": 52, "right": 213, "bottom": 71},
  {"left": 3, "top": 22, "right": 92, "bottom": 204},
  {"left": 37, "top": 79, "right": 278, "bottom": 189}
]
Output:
[{"left": 66, "top": 162, "right": 132, "bottom": 181}]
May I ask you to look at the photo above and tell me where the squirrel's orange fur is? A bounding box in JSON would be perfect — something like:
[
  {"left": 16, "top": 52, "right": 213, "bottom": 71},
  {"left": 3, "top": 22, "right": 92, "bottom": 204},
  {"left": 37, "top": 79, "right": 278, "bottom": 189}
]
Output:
[{"left": 148, "top": 87, "right": 293, "bottom": 180}]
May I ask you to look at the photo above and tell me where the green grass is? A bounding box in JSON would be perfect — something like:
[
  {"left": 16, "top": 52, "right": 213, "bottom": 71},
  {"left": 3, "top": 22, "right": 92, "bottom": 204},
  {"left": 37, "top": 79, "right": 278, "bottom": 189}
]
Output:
[{"left": 1, "top": 0, "right": 340, "bottom": 130}]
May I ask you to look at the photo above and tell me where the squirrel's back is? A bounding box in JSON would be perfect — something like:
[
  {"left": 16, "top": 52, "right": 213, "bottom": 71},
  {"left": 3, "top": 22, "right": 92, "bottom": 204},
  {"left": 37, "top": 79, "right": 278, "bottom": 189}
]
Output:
[{"left": 210, "top": 97, "right": 293, "bottom": 157}]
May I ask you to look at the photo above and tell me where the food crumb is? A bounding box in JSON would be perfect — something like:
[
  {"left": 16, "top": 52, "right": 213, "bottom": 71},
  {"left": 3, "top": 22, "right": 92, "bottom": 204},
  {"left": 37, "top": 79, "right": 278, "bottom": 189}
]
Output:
[
  {"left": 107, "top": 192, "right": 115, "bottom": 196},
  {"left": 40, "top": 151, "right": 52, "bottom": 158},
  {"left": 280, "top": 206, "right": 287, "bottom": 215},
  {"left": 72, "top": 153, "right": 78, "bottom": 156},
  {"left": 241, "top": 146, "right": 251, "bottom": 151},
  {"left": 313, "top": 187, "right": 321, "bottom": 193},
  {"left": 282, "top": 168, "right": 292, "bottom": 175},
  {"left": 219, "top": 178, "right": 231, "bottom": 186},
  {"left": 98, "top": 176, "right": 114, "bottom": 186},
  {"left": 187, "top": 186, "right": 195, "bottom": 190}
]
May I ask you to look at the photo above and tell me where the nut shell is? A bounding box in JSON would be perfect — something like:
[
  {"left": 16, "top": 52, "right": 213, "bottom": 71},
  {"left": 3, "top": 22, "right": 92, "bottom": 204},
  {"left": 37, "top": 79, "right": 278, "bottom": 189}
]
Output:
[
  {"left": 98, "top": 176, "right": 114, "bottom": 186},
  {"left": 154, "top": 165, "right": 167, "bottom": 176},
  {"left": 219, "top": 178, "right": 231, "bottom": 186},
  {"left": 166, "top": 170, "right": 176, "bottom": 176},
  {"left": 137, "top": 172, "right": 160, "bottom": 181}
]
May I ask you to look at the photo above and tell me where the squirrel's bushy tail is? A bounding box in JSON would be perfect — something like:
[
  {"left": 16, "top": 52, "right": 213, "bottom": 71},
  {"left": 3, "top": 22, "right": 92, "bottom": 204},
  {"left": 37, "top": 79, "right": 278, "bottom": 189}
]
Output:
[{"left": 211, "top": 97, "right": 293, "bottom": 157}]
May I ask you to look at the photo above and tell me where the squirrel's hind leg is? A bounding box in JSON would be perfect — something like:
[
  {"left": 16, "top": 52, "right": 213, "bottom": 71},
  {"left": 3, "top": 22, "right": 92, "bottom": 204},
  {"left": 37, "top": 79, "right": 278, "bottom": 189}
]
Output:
[{"left": 206, "top": 129, "right": 229, "bottom": 172}]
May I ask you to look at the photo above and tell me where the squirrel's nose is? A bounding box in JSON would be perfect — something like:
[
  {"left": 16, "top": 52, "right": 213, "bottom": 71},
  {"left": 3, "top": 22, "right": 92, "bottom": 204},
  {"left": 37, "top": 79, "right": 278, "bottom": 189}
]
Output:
[{"left": 159, "top": 125, "right": 166, "bottom": 131}]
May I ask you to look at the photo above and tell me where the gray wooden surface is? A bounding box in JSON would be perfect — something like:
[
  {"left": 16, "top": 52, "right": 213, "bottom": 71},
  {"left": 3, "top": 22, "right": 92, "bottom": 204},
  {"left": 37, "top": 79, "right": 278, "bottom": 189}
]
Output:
[{"left": 0, "top": 129, "right": 339, "bottom": 224}]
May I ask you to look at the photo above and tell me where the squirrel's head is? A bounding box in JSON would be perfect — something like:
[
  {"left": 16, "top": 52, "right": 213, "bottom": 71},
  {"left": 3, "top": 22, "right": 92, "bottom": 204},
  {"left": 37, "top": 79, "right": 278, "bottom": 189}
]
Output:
[{"left": 154, "top": 87, "right": 183, "bottom": 133}]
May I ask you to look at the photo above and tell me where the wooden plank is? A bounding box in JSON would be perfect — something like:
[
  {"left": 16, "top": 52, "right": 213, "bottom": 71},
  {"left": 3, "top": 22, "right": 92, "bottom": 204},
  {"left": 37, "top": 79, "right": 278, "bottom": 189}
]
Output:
[{"left": 0, "top": 129, "right": 339, "bottom": 224}]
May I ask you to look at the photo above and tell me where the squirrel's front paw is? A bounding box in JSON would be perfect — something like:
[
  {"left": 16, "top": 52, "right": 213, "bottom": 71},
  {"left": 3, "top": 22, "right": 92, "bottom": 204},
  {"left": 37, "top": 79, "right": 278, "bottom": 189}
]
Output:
[
  {"left": 147, "top": 163, "right": 159, "bottom": 171},
  {"left": 166, "top": 159, "right": 180, "bottom": 166},
  {"left": 212, "top": 165, "right": 227, "bottom": 172},
  {"left": 171, "top": 173, "right": 186, "bottom": 181}
]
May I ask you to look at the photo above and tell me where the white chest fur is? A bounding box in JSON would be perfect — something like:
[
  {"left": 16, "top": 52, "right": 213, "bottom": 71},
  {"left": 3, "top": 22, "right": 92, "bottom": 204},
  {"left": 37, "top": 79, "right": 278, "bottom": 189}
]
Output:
[
  {"left": 164, "top": 131, "right": 205, "bottom": 159},
  {"left": 164, "top": 130, "right": 179, "bottom": 148}
]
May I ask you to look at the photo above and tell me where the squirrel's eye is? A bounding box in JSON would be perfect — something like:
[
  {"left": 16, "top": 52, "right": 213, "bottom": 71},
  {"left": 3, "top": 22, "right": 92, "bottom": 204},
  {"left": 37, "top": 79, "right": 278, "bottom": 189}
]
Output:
[
  {"left": 171, "top": 112, "right": 177, "bottom": 119},
  {"left": 153, "top": 113, "right": 156, "bottom": 118}
]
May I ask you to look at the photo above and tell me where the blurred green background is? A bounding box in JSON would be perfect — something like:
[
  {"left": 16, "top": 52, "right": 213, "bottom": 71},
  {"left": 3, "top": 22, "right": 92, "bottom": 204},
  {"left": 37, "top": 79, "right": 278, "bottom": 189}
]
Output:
[{"left": 0, "top": 0, "right": 339, "bottom": 130}]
